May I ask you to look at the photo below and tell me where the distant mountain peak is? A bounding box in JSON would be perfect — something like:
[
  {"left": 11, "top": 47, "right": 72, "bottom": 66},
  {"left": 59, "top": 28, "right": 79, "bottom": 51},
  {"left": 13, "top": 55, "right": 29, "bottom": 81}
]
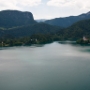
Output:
[
  {"left": 36, "top": 19, "right": 46, "bottom": 22},
  {"left": 86, "top": 11, "right": 90, "bottom": 15},
  {"left": 45, "top": 11, "right": 90, "bottom": 28}
]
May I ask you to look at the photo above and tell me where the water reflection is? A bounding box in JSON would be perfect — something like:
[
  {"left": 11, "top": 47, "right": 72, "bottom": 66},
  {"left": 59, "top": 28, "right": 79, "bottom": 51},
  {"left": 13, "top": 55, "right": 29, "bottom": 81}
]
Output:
[{"left": 0, "top": 42, "right": 90, "bottom": 90}]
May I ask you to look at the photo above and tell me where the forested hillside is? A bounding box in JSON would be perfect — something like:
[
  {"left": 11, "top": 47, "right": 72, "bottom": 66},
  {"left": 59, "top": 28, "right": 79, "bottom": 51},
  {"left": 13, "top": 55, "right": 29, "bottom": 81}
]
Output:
[
  {"left": 45, "top": 11, "right": 90, "bottom": 28},
  {"left": 57, "top": 19, "right": 90, "bottom": 40},
  {"left": 0, "top": 23, "right": 61, "bottom": 38}
]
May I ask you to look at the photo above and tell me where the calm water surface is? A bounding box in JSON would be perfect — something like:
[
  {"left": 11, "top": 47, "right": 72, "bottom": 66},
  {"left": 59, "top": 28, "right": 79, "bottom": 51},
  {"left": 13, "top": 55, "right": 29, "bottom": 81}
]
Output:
[{"left": 0, "top": 42, "right": 90, "bottom": 90}]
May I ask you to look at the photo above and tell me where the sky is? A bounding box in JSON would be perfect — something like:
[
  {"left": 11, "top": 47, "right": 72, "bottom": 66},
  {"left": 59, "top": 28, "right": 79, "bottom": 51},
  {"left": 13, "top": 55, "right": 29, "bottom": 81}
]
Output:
[{"left": 0, "top": 0, "right": 90, "bottom": 19}]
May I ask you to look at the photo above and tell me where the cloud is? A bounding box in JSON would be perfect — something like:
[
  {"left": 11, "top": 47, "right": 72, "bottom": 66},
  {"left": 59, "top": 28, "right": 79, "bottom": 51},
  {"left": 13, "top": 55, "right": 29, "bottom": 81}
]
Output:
[
  {"left": 0, "top": 0, "right": 42, "bottom": 10},
  {"left": 47, "top": 0, "right": 90, "bottom": 10}
]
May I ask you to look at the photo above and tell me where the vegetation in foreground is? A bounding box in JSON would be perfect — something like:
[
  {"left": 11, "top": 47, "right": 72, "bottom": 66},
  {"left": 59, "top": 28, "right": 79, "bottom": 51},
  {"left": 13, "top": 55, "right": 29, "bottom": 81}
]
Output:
[{"left": 0, "top": 34, "right": 63, "bottom": 47}]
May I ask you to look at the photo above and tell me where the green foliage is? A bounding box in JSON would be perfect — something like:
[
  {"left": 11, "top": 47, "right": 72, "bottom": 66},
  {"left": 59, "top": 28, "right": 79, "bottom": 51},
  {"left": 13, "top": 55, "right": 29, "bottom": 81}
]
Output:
[
  {"left": 57, "top": 19, "right": 90, "bottom": 40},
  {"left": 0, "top": 23, "right": 62, "bottom": 38},
  {"left": 0, "top": 33, "right": 63, "bottom": 47}
]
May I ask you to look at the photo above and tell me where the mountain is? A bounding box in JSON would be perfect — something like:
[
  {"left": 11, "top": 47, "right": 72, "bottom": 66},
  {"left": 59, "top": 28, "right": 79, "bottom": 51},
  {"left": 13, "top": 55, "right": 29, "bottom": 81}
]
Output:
[
  {"left": 0, "top": 10, "right": 36, "bottom": 28},
  {"left": 36, "top": 19, "right": 46, "bottom": 22},
  {"left": 45, "top": 11, "right": 90, "bottom": 28},
  {"left": 0, "top": 23, "right": 61, "bottom": 38},
  {"left": 57, "top": 19, "right": 90, "bottom": 40},
  {"left": 0, "top": 10, "right": 90, "bottom": 42}
]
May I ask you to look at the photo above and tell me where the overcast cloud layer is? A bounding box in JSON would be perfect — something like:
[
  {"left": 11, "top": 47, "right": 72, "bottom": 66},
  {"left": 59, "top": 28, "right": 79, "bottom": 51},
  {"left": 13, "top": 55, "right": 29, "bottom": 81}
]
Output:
[
  {"left": 0, "top": 0, "right": 42, "bottom": 9},
  {"left": 0, "top": 0, "right": 90, "bottom": 19},
  {"left": 47, "top": 0, "right": 90, "bottom": 10}
]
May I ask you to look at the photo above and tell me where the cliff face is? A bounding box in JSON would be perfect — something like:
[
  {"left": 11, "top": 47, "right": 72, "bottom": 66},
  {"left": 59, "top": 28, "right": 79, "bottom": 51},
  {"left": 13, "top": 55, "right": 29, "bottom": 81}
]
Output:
[{"left": 0, "top": 10, "right": 36, "bottom": 28}]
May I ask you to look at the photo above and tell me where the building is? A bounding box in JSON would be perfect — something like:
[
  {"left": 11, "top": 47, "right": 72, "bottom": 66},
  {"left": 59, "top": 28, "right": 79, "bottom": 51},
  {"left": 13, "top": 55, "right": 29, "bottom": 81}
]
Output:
[{"left": 83, "top": 36, "right": 88, "bottom": 41}]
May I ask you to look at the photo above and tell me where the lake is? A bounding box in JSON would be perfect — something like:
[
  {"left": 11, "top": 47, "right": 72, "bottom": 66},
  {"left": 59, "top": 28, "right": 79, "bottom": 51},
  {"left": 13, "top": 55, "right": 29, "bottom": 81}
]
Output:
[{"left": 0, "top": 41, "right": 90, "bottom": 90}]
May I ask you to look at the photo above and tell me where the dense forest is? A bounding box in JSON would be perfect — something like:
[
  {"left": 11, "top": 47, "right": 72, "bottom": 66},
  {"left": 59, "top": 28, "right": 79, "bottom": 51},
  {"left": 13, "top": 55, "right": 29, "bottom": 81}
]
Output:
[
  {"left": 0, "top": 33, "right": 62, "bottom": 46},
  {"left": 0, "top": 23, "right": 62, "bottom": 38},
  {"left": 57, "top": 19, "right": 90, "bottom": 40}
]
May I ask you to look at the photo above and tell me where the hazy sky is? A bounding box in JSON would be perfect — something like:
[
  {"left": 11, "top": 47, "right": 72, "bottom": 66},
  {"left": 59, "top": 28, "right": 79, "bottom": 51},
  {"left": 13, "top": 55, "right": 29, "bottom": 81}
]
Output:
[{"left": 0, "top": 0, "right": 90, "bottom": 19}]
